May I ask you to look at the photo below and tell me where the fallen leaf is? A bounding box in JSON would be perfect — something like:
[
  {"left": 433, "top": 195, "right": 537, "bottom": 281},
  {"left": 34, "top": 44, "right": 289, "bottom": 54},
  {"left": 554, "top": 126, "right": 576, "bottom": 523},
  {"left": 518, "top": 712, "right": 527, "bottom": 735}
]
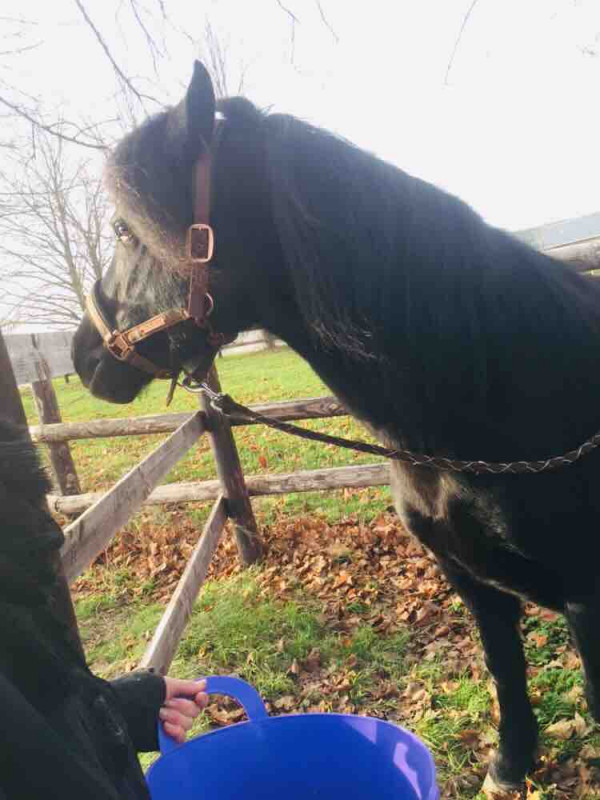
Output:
[
  {"left": 273, "top": 695, "right": 295, "bottom": 711},
  {"left": 574, "top": 711, "right": 591, "bottom": 737},
  {"left": 545, "top": 718, "right": 576, "bottom": 740}
]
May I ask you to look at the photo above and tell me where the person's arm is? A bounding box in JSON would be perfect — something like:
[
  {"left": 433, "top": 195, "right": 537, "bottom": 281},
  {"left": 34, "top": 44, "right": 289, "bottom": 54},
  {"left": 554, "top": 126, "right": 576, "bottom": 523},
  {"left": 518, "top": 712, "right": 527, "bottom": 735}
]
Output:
[
  {"left": 110, "top": 671, "right": 166, "bottom": 752},
  {"left": 110, "top": 673, "right": 208, "bottom": 752}
]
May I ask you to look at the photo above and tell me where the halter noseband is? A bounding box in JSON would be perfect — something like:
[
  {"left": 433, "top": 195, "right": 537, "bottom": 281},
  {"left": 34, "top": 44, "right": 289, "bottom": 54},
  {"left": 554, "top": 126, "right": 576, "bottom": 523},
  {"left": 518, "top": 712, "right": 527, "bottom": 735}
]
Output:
[{"left": 85, "top": 127, "right": 224, "bottom": 388}]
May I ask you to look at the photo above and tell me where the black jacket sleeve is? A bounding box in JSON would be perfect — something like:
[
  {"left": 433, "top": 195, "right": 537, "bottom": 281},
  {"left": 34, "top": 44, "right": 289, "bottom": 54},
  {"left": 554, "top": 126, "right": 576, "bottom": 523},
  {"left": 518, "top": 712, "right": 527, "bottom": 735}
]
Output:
[{"left": 110, "top": 671, "right": 166, "bottom": 753}]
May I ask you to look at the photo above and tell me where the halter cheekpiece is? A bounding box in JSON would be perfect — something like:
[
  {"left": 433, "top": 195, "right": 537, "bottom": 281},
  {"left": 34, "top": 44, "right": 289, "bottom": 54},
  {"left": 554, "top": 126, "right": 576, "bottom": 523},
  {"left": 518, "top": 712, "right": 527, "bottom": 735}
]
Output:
[{"left": 85, "top": 124, "right": 225, "bottom": 396}]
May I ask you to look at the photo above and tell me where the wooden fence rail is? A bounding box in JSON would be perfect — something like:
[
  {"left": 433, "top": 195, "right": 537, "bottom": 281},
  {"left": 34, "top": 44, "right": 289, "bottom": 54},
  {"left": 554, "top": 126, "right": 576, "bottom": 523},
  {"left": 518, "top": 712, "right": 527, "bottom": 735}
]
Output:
[
  {"left": 61, "top": 412, "right": 206, "bottom": 583},
  {"left": 29, "top": 396, "right": 346, "bottom": 443},
  {"left": 140, "top": 495, "right": 228, "bottom": 673},
  {"left": 48, "top": 462, "right": 390, "bottom": 515}
]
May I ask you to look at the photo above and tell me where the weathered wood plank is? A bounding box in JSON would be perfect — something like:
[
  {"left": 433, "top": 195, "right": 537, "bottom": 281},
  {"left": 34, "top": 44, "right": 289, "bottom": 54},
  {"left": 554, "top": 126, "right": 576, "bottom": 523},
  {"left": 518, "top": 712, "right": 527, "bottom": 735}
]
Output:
[
  {"left": 6, "top": 330, "right": 75, "bottom": 385},
  {"left": 48, "top": 462, "right": 390, "bottom": 515},
  {"left": 30, "top": 411, "right": 195, "bottom": 442},
  {"left": 60, "top": 412, "right": 205, "bottom": 583},
  {"left": 5, "top": 328, "right": 281, "bottom": 383},
  {"left": 139, "top": 496, "right": 228, "bottom": 674},
  {"left": 30, "top": 396, "right": 346, "bottom": 443},
  {"left": 199, "top": 367, "right": 263, "bottom": 565},
  {"left": 31, "top": 355, "right": 81, "bottom": 496},
  {"left": 546, "top": 238, "right": 600, "bottom": 273}
]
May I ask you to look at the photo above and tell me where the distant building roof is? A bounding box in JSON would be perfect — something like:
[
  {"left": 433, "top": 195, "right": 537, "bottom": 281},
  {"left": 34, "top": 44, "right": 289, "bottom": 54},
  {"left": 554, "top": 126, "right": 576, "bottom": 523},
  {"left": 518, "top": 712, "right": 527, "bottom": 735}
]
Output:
[{"left": 516, "top": 212, "right": 600, "bottom": 249}]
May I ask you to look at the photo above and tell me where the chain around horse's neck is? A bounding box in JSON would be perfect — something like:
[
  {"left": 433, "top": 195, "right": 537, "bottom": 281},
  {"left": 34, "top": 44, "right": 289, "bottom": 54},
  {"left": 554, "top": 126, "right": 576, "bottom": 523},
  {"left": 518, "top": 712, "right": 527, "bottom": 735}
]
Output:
[{"left": 199, "top": 384, "right": 600, "bottom": 475}]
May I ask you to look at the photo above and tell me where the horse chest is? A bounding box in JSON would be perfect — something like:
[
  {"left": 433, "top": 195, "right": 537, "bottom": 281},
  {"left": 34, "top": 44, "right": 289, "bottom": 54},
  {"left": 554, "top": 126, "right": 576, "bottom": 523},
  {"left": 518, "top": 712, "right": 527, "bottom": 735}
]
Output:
[{"left": 387, "top": 462, "right": 565, "bottom": 610}]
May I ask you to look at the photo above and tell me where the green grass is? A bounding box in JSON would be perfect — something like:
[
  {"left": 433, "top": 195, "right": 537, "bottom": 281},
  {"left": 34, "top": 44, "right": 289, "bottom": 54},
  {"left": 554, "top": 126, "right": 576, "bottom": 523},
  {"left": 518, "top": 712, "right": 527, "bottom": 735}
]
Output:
[
  {"left": 76, "top": 571, "right": 409, "bottom": 707},
  {"left": 25, "top": 348, "right": 389, "bottom": 522},
  {"left": 76, "top": 596, "right": 164, "bottom": 679}
]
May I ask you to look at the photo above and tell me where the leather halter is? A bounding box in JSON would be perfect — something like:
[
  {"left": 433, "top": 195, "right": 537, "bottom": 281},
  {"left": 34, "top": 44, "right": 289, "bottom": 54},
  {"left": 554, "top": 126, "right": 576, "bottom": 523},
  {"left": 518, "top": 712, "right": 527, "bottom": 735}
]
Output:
[{"left": 85, "top": 134, "right": 221, "bottom": 382}]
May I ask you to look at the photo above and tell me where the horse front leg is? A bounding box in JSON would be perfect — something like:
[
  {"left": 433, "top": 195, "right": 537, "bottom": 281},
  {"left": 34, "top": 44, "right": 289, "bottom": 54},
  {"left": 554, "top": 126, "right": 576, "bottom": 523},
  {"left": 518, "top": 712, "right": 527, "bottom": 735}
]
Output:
[
  {"left": 565, "top": 588, "right": 600, "bottom": 722},
  {"left": 439, "top": 559, "right": 538, "bottom": 796}
]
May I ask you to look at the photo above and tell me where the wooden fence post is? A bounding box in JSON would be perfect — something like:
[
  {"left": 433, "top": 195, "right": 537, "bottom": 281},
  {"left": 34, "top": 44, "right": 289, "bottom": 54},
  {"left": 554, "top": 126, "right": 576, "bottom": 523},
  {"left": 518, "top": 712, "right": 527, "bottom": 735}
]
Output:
[
  {"left": 0, "top": 329, "right": 85, "bottom": 661},
  {"left": 31, "top": 348, "right": 81, "bottom": 496},
  {"left": 199, "top": 366, "right": 263, "bottom": 565}
]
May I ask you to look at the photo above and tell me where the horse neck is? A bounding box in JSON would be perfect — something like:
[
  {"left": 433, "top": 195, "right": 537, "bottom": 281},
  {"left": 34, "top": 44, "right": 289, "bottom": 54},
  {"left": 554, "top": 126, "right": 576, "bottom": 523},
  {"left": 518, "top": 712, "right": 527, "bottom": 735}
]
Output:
[
  {"left": 254, "top": 245, "right": 600, "bottom": 464},
  {"left": 216, "top": 120, "right": 600, "bottom": 463}
]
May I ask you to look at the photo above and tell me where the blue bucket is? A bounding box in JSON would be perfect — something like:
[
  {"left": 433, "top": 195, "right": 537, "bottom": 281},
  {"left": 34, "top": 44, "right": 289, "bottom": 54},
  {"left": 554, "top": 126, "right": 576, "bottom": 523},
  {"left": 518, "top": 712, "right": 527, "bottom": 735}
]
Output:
[{"left": 147, "top": 676, "right": 439, "bottom": 799}]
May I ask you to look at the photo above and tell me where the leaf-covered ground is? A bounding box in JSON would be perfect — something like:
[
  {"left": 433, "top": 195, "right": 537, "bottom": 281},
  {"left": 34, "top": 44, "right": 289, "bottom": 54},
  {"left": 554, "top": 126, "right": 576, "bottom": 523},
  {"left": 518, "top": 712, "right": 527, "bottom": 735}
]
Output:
[{"left": 74, "top": 507, "right": 600, "bottom": 800}]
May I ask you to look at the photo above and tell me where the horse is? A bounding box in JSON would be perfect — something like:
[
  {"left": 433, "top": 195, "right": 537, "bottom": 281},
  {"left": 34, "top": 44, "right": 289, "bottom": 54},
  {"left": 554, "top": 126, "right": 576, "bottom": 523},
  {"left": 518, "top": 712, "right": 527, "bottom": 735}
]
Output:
[{"left": 72, "top": 61, "right": 600, "bottom": 795}]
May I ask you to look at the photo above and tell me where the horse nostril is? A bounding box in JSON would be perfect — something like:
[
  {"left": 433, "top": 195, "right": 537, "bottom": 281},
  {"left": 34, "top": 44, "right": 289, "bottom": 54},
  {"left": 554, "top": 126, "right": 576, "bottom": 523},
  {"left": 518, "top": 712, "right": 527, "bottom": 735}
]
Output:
[{"left": 73, "top": 343, "right": 102, "bottom": 387}]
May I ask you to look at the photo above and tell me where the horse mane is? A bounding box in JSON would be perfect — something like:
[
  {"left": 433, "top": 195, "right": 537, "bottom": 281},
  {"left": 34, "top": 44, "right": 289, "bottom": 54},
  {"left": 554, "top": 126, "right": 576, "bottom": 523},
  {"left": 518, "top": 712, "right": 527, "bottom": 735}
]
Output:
[
  {"left": 265, "top": 112, "right": 600, "bottom": 357},
  {"left": 263, "top": 113, "right": 600, "bottom": 454}
]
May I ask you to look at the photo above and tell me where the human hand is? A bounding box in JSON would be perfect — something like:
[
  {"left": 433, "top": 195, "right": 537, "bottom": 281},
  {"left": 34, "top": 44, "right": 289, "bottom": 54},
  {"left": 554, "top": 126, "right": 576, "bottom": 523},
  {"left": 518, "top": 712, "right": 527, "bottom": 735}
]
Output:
[{"left": 159, "top": 678, "right": 209, "bottom": 743}]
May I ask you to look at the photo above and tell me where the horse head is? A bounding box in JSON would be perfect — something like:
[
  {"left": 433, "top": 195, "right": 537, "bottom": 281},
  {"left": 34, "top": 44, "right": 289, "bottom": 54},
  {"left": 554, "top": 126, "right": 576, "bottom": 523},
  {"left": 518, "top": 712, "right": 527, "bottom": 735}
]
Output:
[{"left": 73, "top": 62, "right": 270, "bottom": 403}]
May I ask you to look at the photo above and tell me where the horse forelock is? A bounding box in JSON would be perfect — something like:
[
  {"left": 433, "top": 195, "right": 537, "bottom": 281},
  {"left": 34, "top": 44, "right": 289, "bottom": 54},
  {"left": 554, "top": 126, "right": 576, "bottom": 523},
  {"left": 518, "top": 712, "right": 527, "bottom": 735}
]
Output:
[
  {"left": 105, "top": 177, "right": 189, "bottom": 280},
  {"left": 105, "top": 111, "right": 193, "bottom": 281},
  {"left": 104, "top": 97, "right": 261, "bottom": 276}
]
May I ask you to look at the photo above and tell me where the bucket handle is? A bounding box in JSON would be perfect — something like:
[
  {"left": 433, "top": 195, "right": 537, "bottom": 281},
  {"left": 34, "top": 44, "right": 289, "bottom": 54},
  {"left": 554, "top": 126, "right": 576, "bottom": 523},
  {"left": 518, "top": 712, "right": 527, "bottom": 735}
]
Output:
[{"left": 158, "top": 675, "right": 268, "bottom": 755}]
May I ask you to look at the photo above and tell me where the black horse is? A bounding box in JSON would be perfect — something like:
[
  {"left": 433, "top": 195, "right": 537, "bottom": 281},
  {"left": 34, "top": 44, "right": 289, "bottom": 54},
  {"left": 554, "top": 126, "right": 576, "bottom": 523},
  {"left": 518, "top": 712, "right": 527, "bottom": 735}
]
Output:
[{"left": 73, "top": 62, "right": 600, "bottom": 795}]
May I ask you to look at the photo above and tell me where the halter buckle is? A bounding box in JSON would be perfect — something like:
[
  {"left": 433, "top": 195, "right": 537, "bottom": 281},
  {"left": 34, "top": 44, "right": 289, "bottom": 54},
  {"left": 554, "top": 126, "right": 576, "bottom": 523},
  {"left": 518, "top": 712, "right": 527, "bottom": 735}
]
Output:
[
  {"left": 107, "top": 331, "right": 134, "bottom": 361},
  {"left": 186, "top": 223, "right": 215, "bottom": 263}
]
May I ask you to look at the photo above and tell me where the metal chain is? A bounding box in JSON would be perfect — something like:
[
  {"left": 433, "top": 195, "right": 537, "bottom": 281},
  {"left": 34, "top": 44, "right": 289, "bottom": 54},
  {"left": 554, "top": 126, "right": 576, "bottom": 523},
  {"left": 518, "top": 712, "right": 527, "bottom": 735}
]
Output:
[{"left": 199, "top": 385, "right": 600, "bottom": 475}]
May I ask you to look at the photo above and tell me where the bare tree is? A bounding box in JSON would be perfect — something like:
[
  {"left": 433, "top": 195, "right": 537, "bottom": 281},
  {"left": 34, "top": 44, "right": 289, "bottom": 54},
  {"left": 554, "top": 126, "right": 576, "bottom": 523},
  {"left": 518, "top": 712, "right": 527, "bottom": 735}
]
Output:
[
  {"left": 201, "top": 20, "right": 247, "bottom": 98},
  {"left": 0, "top": 14, "right": 111, "bottom": 152},
  {"left": 0, "top": 7, "right": 252, "bottom": 333},
  {"left": 0, "top": 131, "right": 111, "bottom": 329}
]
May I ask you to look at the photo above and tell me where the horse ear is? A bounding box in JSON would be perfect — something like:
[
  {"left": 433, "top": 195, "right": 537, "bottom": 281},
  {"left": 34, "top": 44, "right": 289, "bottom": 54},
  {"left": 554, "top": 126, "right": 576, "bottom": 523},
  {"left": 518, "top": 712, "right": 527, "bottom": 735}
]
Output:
[{"left": 168, "top": 61, "right": 216, "bottom": 161}]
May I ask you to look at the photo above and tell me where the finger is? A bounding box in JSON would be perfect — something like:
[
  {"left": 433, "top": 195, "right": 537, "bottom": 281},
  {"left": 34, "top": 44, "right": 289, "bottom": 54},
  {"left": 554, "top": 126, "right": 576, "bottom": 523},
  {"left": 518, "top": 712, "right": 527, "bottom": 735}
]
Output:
[
  {"left": 162, "top": 721, "right": 185, "bottom": 744},
  {"left": 165, "top": 697, "right": 201, "bottom": 718},
  {"left": 165, "top": 678, "right": 206, "bottom": 700},
  {"left": 195, "top": 692, "right": 209, "bottom": 710},
  {"left": 160, "top": 708, "right": 193, "bottom": 731}
]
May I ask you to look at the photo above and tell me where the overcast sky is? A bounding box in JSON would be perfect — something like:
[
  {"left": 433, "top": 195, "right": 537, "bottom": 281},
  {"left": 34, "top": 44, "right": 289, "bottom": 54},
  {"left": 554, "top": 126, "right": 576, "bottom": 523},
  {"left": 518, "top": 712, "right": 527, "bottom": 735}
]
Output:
[{"left": 4, "top": 0, "right": 600, "bottom": 230}]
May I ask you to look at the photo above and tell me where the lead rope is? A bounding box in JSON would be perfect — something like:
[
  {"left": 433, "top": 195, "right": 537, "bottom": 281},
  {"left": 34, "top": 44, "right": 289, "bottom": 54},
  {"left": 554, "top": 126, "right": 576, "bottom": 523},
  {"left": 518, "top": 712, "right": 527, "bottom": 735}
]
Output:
[{"left": 196, "top": 384, "right": 600, "bottom": 475}]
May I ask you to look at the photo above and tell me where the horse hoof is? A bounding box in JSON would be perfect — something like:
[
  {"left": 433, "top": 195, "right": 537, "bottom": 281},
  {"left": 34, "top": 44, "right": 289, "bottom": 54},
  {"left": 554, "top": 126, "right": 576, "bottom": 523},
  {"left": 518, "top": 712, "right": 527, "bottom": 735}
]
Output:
[{"left": 482, "top": 772, "right": 525, "bottom": 799}]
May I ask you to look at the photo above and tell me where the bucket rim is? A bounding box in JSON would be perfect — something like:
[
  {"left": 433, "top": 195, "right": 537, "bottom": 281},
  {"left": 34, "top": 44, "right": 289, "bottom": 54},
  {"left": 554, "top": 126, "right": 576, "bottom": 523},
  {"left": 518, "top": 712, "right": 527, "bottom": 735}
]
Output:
[{"left": 147, "top": 711, "right": 436, "bottom": 777}]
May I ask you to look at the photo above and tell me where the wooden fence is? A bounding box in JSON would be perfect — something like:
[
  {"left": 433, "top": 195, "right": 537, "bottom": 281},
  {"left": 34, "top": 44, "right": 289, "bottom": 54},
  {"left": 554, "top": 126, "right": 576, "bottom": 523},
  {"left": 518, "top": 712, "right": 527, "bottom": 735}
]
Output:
[
  {"left": 4, "top": 328, "right": 282, "bottom": 498},
  {"left": 4, "top": 232, "right": 600, "bottom": 675}
]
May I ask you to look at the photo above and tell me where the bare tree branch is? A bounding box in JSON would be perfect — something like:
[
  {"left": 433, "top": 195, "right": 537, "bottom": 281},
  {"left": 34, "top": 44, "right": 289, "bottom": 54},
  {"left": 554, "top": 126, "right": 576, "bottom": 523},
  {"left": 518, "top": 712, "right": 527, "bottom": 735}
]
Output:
[
  {"left": 0, "top": 94, "right": 107, "bottom": 151},
  {"left": 276, "top": 0, "right": 299, "bottom": 62},
  {"left": 73, "top": 0, "right": 163, "bottom": 109},
  {"left": 0, "top": 130, "right": 112, "bottom": 329},
  {"left": 315, "top": 1, "right": 338, "bottom": 44},
  {"left": 0, "top": 16, "right": 38, "bottom": 26},
  {"left": 444, "top": 0, "right": 483, "bottom": 85},
  {"left": 128, "top": 0, "right": 163, "bottom": 74},
  {"left": 201, "top": 21, "right": 248, "bottom": 98},
  {"left": 0, "top": 41, "right": 42, "bottom": 57}
]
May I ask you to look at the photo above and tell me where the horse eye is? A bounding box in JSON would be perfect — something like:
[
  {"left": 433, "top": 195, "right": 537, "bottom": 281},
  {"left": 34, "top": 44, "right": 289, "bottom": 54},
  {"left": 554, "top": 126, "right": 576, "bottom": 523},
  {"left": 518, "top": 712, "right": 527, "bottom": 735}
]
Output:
[{"left": 113, "top": 219, "right": 136, "bottom": 245}]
